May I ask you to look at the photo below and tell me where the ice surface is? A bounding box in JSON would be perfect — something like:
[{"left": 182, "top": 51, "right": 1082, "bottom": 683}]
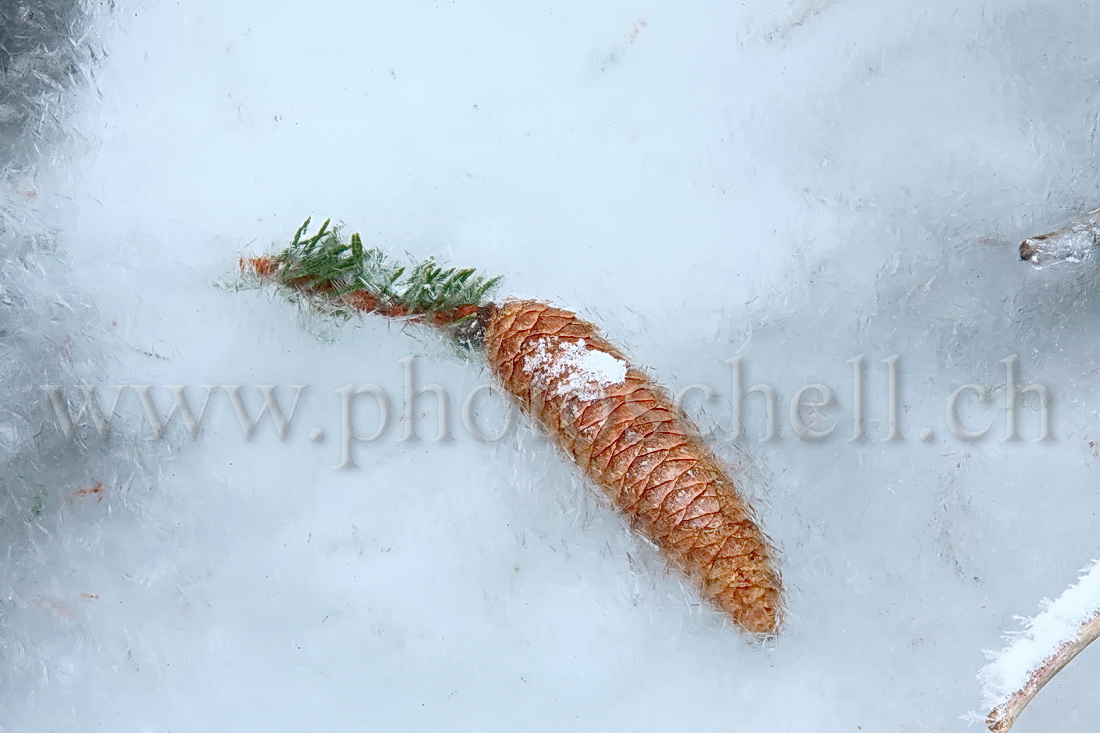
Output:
[{"left": 1, "top": 0, "right": 1100, "bottom": 731}]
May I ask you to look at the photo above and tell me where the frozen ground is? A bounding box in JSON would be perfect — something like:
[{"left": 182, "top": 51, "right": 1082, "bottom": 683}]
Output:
[{"left": 2, "top": 0, "right": 1100, "bottom": 730}]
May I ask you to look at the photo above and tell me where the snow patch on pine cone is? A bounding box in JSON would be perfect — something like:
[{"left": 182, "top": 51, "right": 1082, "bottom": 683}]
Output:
[{"left": 522, "top": 337, "right": 628, "bottom": 401}]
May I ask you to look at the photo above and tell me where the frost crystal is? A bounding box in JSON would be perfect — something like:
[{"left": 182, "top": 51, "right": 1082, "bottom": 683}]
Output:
[{"left": 522, "top": 338, "right": 628, "bottom": 401}]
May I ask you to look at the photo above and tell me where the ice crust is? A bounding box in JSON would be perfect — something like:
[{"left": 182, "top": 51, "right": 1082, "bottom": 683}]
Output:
[{"left": 2, "top": 1, "right": 1100, "bottom": 731}]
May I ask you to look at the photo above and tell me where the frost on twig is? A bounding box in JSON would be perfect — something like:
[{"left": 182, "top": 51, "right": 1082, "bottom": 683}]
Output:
[
  {"left": 1018, "top": 207, "right": 1100, "bottom": 268},
  {"left": 978, "top": 559, "right": 1100, "bottom": 731}
]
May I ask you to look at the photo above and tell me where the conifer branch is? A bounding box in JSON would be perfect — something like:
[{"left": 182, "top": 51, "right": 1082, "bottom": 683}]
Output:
[{"left": 242, "top": 218, "right": 502, "bottom": 338}]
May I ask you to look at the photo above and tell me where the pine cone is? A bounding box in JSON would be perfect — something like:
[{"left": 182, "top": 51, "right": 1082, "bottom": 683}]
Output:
[{"left": 482, "top": 299, "right": 782, "bottom": 633}]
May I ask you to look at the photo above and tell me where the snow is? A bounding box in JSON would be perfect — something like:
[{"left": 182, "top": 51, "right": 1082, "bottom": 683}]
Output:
[
  {"left": 2, "top": 0, "right": 1100, "bottom": 731},
  {"left": 980, "top": 559, "right": 1100, "bottom": 711},
  {"left": 523, "top": 337, "right": 628, "bottom": 401}
]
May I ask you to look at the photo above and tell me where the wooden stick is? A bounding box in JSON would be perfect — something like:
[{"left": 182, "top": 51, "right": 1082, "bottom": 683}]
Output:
[
  {"left": 982, "top": 559, "right": 1100, "bottom": 731},
  {"left": 986, "top": 608, "right": 1100, "bottom": 731},
  {"left": 1019, "top": 207, "right": 1100, "bottom": 267}
]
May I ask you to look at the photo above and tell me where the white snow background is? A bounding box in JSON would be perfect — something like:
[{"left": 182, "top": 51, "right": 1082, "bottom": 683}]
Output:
[{"left": 3, "top": 0, "right": 1100, "bottom": 730}]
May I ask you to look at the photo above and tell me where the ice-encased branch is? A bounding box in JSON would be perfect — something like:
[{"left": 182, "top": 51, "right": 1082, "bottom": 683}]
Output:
[
  {"left": 1018, "top": 207, "right": 1100, "bottom": 268},
  {"left": 979, "top": 558, "right": 1100, "bottom": 731}
]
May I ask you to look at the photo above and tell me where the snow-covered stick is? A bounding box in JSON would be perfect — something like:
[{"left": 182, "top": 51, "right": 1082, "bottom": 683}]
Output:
[
  {"left": 980, "top": 559, "right": 1100, "bottom": 731},
  {"left": 1018, "top": 207, "right": 1100, "bottom": 268}
]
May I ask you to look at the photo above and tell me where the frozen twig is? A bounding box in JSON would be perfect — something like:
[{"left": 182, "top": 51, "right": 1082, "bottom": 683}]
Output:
[
  {"left": 979, "top": 559, "right": 1100, "bottom": 731},
  {"left": 1018, "top": 207, "right": 1100, "bottom": 268}
]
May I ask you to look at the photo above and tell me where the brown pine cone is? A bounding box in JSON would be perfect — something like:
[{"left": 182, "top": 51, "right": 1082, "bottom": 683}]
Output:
[{"left": 481, "top": 299, "right": 782, "bottom": 634}]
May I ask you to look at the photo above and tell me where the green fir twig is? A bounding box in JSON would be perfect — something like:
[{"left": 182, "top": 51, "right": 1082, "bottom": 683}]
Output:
[
  {"left": 267, "top": 217, "right": 501, "bottom": 316},
  {"left": 245, "top": 218, "right": 503, "bottom": 352}
]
